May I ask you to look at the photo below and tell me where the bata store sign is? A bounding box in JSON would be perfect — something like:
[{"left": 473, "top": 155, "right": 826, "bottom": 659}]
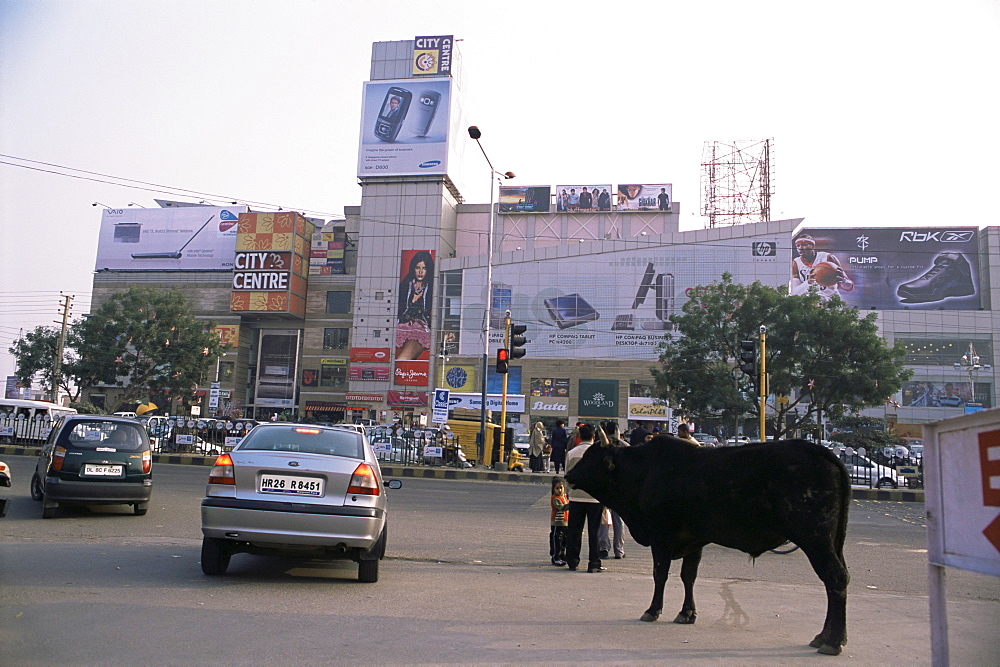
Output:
[
  {"left": 394, "top": 360, "right": 429, "bottom": 386},
  {"left": 529, "top": 396, "right": 569, "bottom": 415}
]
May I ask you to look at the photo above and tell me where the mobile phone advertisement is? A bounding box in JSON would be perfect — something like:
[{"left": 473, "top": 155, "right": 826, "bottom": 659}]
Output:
[{"left": 357, "top": 78, "right": 452, "bottom": 177}]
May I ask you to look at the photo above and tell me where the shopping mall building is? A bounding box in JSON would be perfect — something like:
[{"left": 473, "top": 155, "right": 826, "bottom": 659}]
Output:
[{"left": 87, "top": 37, "right": 1000, "bottom": 439}]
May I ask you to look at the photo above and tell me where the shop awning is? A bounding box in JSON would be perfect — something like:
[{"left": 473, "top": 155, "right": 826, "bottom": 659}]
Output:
[{"left": 304, "top": 401, "right": 345, "bottom": 411}]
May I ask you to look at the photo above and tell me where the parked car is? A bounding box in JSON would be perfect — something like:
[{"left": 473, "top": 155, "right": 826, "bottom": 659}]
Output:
[
  {"left": 837, "top": 451, "right": 899, "bottom": 489},
  {"left": 692, "top": 433, "right": 721, "bottom": 446},
  {"left": 200, "top": 423, "right": 401, "bottom": 582},
  {"left": 112, "top": 411, "right": 138, "bottom": 419},
  {"left": 30, "top": 415, "right": 153, "bottom": 518},
  {"left": 512, "top": 433, "right": 531, "bottom": 459},
  {"left": 725, "top": 436, "right": 751, "bottom": 446}
]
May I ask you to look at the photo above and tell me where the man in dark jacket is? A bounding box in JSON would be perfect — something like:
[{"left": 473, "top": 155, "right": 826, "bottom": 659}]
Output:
[
  {"left": 549, "top": 420, "right": 569, "bottom": 474},
  {"left": 628, "top": 423, "right": 649, "bottom": 446}
]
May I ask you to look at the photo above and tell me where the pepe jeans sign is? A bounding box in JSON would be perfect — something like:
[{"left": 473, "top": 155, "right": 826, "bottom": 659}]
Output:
[{"left": 578, "top": 379, "right": 619, "bottom": 418}]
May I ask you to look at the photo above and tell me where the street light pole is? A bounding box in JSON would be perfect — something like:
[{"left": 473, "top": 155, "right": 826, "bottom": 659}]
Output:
[
  {"left": 954, "top": 342, "right": 991, "bottom": 406},
  {"left": 467, "top": 126, "right": 515, "bottom": 465}
]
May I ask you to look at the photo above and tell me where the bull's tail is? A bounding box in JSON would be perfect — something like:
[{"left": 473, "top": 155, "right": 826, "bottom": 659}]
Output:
[{"left": 835, "top": 459, "right": 850, "bottom": 573}]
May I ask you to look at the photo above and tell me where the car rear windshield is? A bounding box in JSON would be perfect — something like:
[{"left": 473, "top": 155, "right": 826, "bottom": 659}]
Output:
[
  {"left": 62, "top": 421, "right": 148, "bottom": 452},
  {"left": 239, "top": 426, "right": 364, "bottom": 459}
]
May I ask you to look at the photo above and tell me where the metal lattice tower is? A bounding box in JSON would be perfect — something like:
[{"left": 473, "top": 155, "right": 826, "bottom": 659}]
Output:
[{"left": 700, "top": 139, "right": 774, "bottom": 228}]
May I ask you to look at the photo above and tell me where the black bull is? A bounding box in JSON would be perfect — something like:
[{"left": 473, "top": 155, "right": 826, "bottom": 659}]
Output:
[{"left": 564, "top": 436, "right": 850, "bottom": 656}]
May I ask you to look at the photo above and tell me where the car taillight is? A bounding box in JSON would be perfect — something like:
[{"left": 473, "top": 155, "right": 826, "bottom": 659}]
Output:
[
  {"left": 208, "top": 453, "right": 235, "bottom": 485},
  {"left": 347, "top": 463, "right": 380, "bottom": 496},
  {"left": 52, "top": 446, "right": 67, "bottom": 471},
  {"left": 142, "top": 450, "right": 152, "bottom": 474}
]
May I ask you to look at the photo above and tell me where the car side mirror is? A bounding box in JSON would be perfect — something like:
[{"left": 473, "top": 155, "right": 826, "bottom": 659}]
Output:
[{"left": 386, "top": 479, "right": 402, "bottom": 490}]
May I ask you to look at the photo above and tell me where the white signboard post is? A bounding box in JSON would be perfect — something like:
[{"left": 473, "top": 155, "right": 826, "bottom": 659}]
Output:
[{"left": 923, "top": 409, "right": 1000, "bottom": 665}]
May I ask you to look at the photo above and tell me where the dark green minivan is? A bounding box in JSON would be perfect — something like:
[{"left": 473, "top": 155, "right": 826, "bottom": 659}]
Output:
[{"left": 31, "top": 415, "right": 153, "bottom": 518}]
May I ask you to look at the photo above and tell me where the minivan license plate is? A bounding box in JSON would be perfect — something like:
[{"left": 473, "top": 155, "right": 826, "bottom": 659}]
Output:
[
  {"left": 258, "top": 474, "right": 324, "bottom": 497},
  {"left": 84, "top": 464, "right": 123, "bottom": 476}
]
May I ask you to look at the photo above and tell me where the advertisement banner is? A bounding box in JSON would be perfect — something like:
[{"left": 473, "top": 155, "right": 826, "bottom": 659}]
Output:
[
  {"left": 901, "top": 380, "right": 989, "bottom": 408},
  {"left": 350, "top": 347, "right": 391, "bottom": 363},
  {"left": 432, "top": 388, "right": 450, "bottom": 424},
  {"left": 396, "top": 249, "right": 435, "bottom": 361},
  {"left": 387, "top": 390, "right": 429, "bottom": 407},
  {"left": 412, "top": 35, "right": 453, "bottom": 76},
  {"left": 628, "top": 397, "right": 671, "bottom": 421},
  {"left": 441, "top": 364, "right": 477, "bottom": 392},
  {"left": 358, "top": 78, "right": 452, "bottom": 177},
  {"left": 394, "top": 360, "right": 429, "bottom": 386},
  {"left": 254, "top": 330, "right": 299, "bottom": 407},
  {"left": 529, "top": 377, "right": 570, "bottom": 398},
  {"left": 616, "top": 184, "right": 672, "bottom": 211},
  {"left": 790, "top": 227, "right": 980, "bottom": 310},
  {"left": 446, "top": 393, "right": 526, "bottom": 412},
  {"left": 301, "top": 369, "right": 318, "bottom": 387},
  {"left": 95, "top": 205, "right": 247, "bottom": 271},
  {"left": 213, "top": 325, "right": 240, "bottom": 348},
  {"left": 555, "top": 185, "right": 613, "bottom": 212},
  {"left": 346, "top": 392, "right": 384, "bottom": 402},
  {"left": 528, "top": 396, "right": 569, "bottom": 415},
  {"left": 499, "top": 186, "right": 551, "bottom": 213},
  {"left": 349, "top": 366, "right": 391, "bottom": 381},
  {"left": 309, "top": 230, "right": 345, "bottom": 275},
  {"left": 458, "top": 236, "right": 780, "bottom": 360},
  {"left": 578, "top": 379, "right": 619, "bottom": 418},
  {"left": 487, "top": 366, "right": 522, "bottom": 394}
]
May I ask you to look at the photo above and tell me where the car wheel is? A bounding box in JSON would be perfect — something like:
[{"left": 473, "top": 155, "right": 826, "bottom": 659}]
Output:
[
  {"left": 876, "top": 478, "right": 897, "bottom": 489},
  {"left": 30, "top": 473, "right": 44, "bottom": 501},
  {"left": 201, "top": 537, "right": 231, "bottom": 575},
  {"left": 133, "top": 503, "right": 148, "bottom": 516},
  {"left": 358, "top": 558, "right": 379, "bottom": 583}
]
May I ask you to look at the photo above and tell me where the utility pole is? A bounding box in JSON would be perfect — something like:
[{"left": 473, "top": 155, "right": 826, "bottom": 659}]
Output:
[
  {"left": 51, "top": 293, "right": 73, "bottom": 404},
  {"left": 758, "top": 325, "right": 767, "bottom": 441}
]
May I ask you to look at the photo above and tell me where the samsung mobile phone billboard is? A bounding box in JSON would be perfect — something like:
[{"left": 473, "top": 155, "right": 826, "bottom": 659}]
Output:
[
  {"left": 95, "top": 205, "right": 247, "bottom": 271},
  {"left": 357, "top": 78, "right": 452, "bottom": 177},
  {"left": 791, "top": 227, "right": 980, "bottom": 310}
]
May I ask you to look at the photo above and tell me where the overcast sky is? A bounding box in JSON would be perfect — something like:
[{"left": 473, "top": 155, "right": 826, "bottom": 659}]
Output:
[{"left": 1, "top": 0, "right": 997, "bottom": 383}]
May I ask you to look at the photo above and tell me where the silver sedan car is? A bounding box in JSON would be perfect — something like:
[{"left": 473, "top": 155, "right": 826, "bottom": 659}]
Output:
[{"left": 200, "top": 423, "right": 401, "bottom": 582}]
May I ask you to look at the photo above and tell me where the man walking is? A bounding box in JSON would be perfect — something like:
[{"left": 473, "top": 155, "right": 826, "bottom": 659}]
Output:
[{"left": 564, "top": 423, "right": 605, "bottom": 573}]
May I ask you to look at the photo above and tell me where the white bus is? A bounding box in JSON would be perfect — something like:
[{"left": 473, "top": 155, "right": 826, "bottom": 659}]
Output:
[{"left": 0, "top": 399, "right": 78, "bottom": 443}]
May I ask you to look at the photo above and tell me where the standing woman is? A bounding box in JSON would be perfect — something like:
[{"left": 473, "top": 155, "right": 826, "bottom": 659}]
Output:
[
  {"left": 528, "top": 421, "right": 547, "bottom": 473},
  {"left": 396, "top": 250, "right": 434, "bottom": 361}
]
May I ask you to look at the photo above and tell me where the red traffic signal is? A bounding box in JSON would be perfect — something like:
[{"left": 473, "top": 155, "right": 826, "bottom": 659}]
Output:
[{"left": 496, "top": 348, "right": 510, "bottom": 374}]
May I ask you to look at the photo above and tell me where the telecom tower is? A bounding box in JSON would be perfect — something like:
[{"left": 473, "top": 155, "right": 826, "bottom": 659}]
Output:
[{"left": 700, "top": 139, "right": 774, "bottom": 228}]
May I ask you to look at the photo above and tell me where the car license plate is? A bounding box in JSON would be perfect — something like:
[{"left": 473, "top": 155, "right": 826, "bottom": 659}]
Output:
[
  {"left": 258, "top": 474, "right": 324, "bottom": 497},
  {"left": 83, "top": 464, "right": 123, "bottom": 476}
]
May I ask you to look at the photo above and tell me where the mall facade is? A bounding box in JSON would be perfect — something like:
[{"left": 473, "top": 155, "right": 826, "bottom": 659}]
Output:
[{"left": 87, "top": 37, "right": 999, "bottom": 439}]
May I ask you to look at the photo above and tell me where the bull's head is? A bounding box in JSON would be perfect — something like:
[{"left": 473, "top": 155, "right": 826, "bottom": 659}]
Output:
[{"left": 564, "top": 442, "right": 616, "bottom": 495}]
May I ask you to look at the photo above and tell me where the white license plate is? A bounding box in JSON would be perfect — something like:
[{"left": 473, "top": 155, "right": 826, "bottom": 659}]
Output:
[
  {"left": 258, "top": 474, "right": 325, "bottom": 497},
  {"left": 83, "top": 464, "right": 123, "bottom": 477}
]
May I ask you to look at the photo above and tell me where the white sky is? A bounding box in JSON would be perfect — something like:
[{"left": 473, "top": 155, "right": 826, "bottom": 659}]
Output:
[{"left": 1, "top": 0, "right": 998, "bottom": 382}]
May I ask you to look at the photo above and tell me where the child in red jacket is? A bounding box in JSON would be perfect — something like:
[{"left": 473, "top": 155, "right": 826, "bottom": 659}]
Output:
[{"left": 550, "top": 476, "right": 569, "bottom": 566}]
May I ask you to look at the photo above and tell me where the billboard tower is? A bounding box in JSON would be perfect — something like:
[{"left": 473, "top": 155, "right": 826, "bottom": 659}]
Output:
[{"left": 700, "top": 139, "right": 773, "bottom": 228}]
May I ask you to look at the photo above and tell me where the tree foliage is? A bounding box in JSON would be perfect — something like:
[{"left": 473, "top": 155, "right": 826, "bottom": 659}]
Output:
[
  {"left": 7, "top": 325, "right": 82, "bottom": 401},
  {"left": 653, "top": 274, "right": 912, "bottom": 438},
  {"left": 70, "top": 287, "right": 226, "bottom": 412}
]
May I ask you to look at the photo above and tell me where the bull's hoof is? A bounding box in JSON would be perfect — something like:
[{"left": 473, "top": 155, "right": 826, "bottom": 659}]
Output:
[
  {"left": 672, "top": 610, "right": 697, "bottom": 624},
  {"left": 640, "top": 610, "right": 660, "bottom": 622},
  {"left": 816, "top": 644, "right": 843, "bottom": 656}
]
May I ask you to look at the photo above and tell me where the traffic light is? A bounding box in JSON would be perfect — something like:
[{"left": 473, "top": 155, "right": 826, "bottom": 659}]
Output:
[
  {"left": 738, "top": 340, "right": 756, "bottom": 377},
  {"left": 496, "top": 347, "right": 510, "bottom": 374},
  {"left": 509, "top": 324, "right": 528, "bottom": 361}
]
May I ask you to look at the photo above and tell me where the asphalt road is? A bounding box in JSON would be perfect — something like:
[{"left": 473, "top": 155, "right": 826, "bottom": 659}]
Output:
[{"left": 1, "top": 455, "right": 998, "bottom": 665}]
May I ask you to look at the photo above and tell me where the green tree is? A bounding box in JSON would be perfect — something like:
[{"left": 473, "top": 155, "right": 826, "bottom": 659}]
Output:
[
  {"left": 7, "top": 325, "right": 83, "bottom": 401},
  {"left": 653, "top": 274, "right": 912, "bottom": 439},
  {"left": 73, "top": 287, "right": 227, "bottom": 413}
]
